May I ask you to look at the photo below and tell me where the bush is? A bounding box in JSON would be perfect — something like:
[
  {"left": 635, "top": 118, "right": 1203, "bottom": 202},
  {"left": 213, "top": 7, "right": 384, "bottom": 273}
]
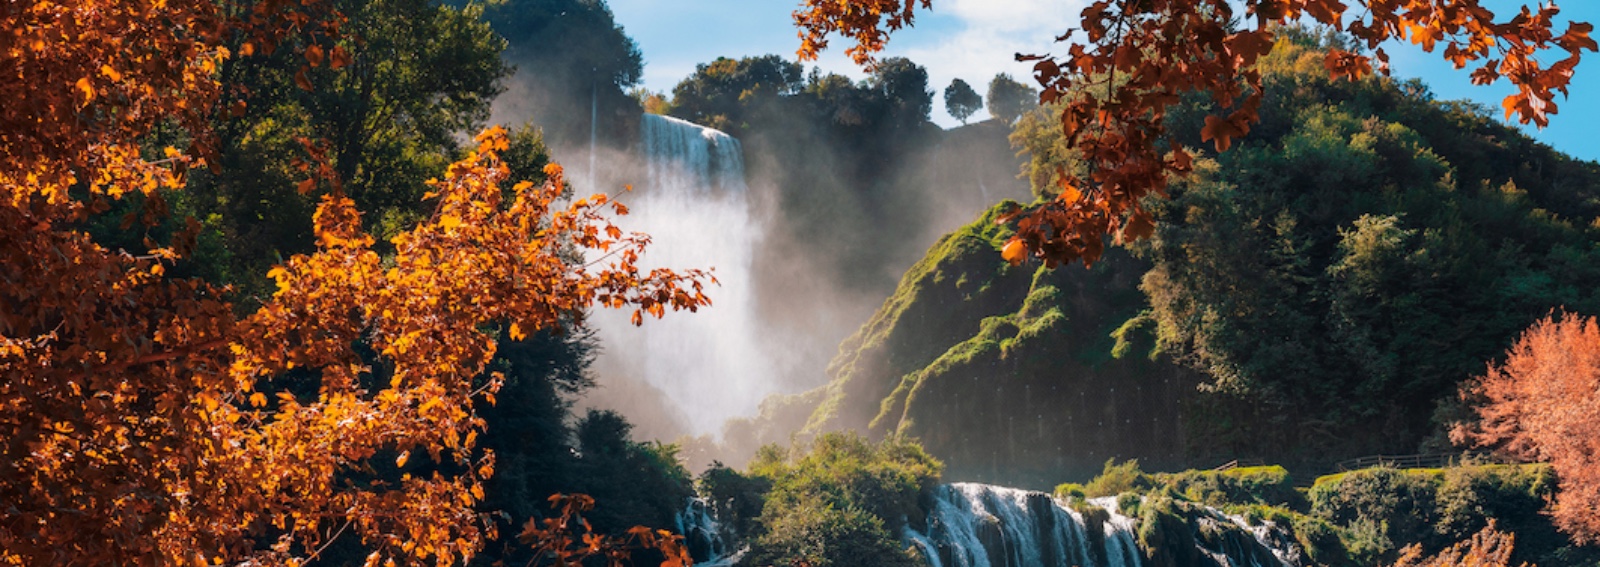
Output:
[
  {"left": 1084, "top": 459, "right": 1154, "bottom": 498},
  {"left": 1054, "top": 482, "right": 1087, "bottom": 500},
  {"left": 741, "top": 433, "right": 942, "bottom": 566},
  {"left": 1156, "top": 465, "right": 1302, "bottom": 508},
  {"left": 745, "top": 504, "right": 921, "bottom": 567},
  {"left": 697, "top": 462, "right": 771, "bottom": 539}
]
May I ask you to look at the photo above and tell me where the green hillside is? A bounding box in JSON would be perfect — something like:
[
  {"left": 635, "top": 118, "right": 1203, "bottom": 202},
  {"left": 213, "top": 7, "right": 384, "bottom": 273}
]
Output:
[{"left": 786, "top": 31, "right": 1600, "bottom": 486}]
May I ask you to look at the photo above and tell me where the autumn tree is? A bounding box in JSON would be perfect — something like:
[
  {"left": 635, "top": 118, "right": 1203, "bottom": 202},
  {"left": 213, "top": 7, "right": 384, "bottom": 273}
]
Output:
[
  {"left": 1455, "top": 312, "right": 1600, "bottom": 545},
  {"left": 943, "top": 78, "right": 982, "bottom": 124},
  {"left": 1391, "top": 521, "right": 1530, "bottom": 567},
  {"left": 795, "top": 0, "right": 1596, "bottom": 267},
  {"left": 0, "top": 0, "right": 707, "bottom": 564},
  {"left": 984, "top": 73, "right": 1036, "bottom": 124}
]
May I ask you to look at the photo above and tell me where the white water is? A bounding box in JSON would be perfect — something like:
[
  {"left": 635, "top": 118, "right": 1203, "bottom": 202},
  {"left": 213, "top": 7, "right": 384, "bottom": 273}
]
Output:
[
  {"left": 908, "top": 483, "right": 1302, "bottom": 567},
  {"left": 676, "top": 497, "right": 737, "bottom": 566},
  {"left": 591, "top": 114, "right": 780, "bottom": 436}
]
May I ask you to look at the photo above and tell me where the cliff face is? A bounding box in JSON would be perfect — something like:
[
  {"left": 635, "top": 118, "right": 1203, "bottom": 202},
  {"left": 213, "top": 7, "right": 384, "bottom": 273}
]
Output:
[{"left": 802, "top": 204, "right": 1204, "bottom": 488}]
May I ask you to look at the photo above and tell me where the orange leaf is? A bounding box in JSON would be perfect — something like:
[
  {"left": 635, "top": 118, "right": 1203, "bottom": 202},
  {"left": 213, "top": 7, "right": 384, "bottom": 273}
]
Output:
[
  {"left": 1001, "top": 238, "right": 1028, "bottom": 265},
  {"left": 329, "top": 45, "right": 351, "bottom": 69},
  {"left": 75, "top": 77, "right": 94, "bottom": 105}
]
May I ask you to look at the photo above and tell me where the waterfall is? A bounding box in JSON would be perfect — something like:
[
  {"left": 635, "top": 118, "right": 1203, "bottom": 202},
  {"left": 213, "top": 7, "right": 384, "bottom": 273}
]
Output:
[
  {"left": 907, "top": 483, "right": 1304, "bottom": 567},
  {"left": 591, "top": 114, "right": 777, "bottom": 436},
  {"left": 676, "top": 498, "right": 738, "bottom": 566}
]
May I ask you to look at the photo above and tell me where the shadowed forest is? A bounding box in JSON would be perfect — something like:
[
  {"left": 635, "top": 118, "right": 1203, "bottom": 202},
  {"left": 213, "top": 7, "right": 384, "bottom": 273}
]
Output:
[{"left": 5, "top": 0, "right": 1600, "bottom": 566}]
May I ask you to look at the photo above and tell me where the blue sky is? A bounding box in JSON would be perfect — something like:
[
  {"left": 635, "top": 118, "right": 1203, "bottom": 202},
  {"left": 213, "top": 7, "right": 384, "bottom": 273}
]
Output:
[{"left": 607, "top": 0, "right": 1598, "bottom": 162}]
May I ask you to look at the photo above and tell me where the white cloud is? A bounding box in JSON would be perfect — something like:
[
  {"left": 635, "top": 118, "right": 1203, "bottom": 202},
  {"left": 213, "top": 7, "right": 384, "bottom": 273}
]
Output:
[{"left": 888, "top": 0, "right": 1088, "bottom": 125}]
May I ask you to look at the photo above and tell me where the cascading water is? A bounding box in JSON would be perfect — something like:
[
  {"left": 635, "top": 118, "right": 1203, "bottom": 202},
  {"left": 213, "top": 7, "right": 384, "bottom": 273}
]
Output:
[
  {"left": 907, "top": 483, "right": 1303, "bottom": 567},
  {"left": 592, "top": 114, "right": 778, "bottom": 436},
  {"left": 676, "top": 498, "right": 738, "bottom": 566}
]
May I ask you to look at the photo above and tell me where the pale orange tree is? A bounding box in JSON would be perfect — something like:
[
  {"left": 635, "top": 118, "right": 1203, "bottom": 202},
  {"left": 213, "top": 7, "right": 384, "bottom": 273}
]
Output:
[
  {"left": 795, "top": 0, "right": 1595, "bottom": 266},
  {"left": 1455, "top": 313, "right": 1600, "bottom": 545},
  {"left": 1, "top": 0, "right": 704, "bottom": 564},
  {"left": 1390, "top": 521, "right": 1530, "bottom": 567}
]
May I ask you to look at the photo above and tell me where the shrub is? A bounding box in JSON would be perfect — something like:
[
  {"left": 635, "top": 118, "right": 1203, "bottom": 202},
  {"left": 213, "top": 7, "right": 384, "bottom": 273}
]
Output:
[
  {"left": 1084, "top": 459, "right": 1154, "bottom": 498},
  {"left": 745, "top": 504, "right": 921, "bottom": 567}
]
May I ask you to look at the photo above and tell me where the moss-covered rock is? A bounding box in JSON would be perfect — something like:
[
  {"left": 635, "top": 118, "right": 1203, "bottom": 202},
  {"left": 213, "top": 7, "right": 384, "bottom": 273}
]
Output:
[{"left": 792, "top": 201, "right": 1203, "bottom": 486}]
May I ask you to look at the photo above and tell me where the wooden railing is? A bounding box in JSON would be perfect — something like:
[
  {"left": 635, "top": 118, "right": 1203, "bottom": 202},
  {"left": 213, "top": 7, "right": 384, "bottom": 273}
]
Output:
[
  {"left": 1211, "top": 458, "right": 1266, "bottom": 472},
  {"left": 1331, "top": 452, "right": 1504, "bottom": 472}
]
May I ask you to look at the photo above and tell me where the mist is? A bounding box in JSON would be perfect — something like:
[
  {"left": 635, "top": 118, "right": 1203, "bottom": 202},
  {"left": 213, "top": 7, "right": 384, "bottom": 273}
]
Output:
[{"left": 487, "top": 43, "right": 1032, "bottom": 464}]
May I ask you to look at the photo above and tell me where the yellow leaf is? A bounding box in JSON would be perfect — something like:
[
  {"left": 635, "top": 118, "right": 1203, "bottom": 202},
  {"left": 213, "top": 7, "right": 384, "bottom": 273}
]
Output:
[
  {"left": 100, "top": 65, "right": 122, "bottom": 82},
  {"left": 439, "top": 214, "right": 462, "bottom": 229},
  {"left": 249, "top": 392, "right": 267, "bottom": 407},
  {"left": 395, "top": 451, "right": 410, "bottom": 468},
  {"left": 508, "top": 322, "right": 526, "bottom": 341}
]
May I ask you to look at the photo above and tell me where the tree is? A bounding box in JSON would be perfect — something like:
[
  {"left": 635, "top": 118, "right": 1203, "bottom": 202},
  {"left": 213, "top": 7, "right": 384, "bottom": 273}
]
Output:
[
  {"left": 0, "top": 0, "right": 710, "bottom": 563},
  {"left": 175, "top": 0, "right": 509, "bottom": 300},
  {"left": 670, "top": 55, "right": 805, "bottom": 132},
  {"left": 1455, "top": 312, "right": 1600, "bottom": 545},
  {"left": 985, "top": 73, "right": 1035, "bottom": 124},
  {"left": 475, "top": 0, "right": 646, "bottom": 148},
  {"left": 795, "top": 0, "right": 1596, "bottom": 267},
  {"left": 943, "top": 78, "right": 982, "bottom": 124},
  {"left": 869, "top": 56, "right": 935, "bottom": 124},
  {"left": 1390, "top": 521, "right": 1529, "bottom": 567}
]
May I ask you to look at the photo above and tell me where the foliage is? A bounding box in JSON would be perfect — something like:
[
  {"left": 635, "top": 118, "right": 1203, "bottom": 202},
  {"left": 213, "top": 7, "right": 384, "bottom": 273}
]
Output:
[
  {"left": 744, "top": 503, "right": 922, "bottom": 567},
  {"left": 1455, "top": 312, "right": 1600, "bottom": 544},
  {"left": 984, "top": 73, "right": 1036, "bottom": 125},
  {"left": 1303, "top": 464, "right": 1577, "bottom": 566},
  {"left": 0, "top": 0, "right": 339, "bottom": 199},
  {"left": 516, "top": 494, "right": 691, "bottom": 567},
  {"left": 1390, "top": 521, "right": 1529, "bottom": 567},
  {"left": 796, "top": 0, "right": 1597, "bottom": 268},
  {"left": 474, "top": 0, "right": 644, "bottom": 147},
  {"left": 944, "top": 78, "right": 982, "bottom": 124},
  {"left": 869, "top": 57, "right": 936, "bottom": 126},
  {"left": 569, "top": 410, "right": 697, "bottom": 535},
  {"left": 697, "top": 462, "right": 772, "bottom": 539},
  {"left": 1084, "top": 459, "right": 1155, "bottom": 498},
  {"left": 1310, "top": 468, "right": 1442, "bottom": 562},
  {"left": 178, "top": 0, "right": 508, "bottom": 299},
  {"left": 669, "top": 55, "right": 805, "bottom": 132},
  {"left": 0, "top": 2, "right": 711, "bottom": 557},
  {"left": 1086, "top": 36, "right": 1600, "bottom": 461},
  {"left": 740, "top": 433, "right": 942, "bottom": 567},
  {"left": 1155, "top": 465, "right": 1302, "bottom": 508},
  {"left": 1053, "top": 461, "right": 1585, "bottom": 567}
]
